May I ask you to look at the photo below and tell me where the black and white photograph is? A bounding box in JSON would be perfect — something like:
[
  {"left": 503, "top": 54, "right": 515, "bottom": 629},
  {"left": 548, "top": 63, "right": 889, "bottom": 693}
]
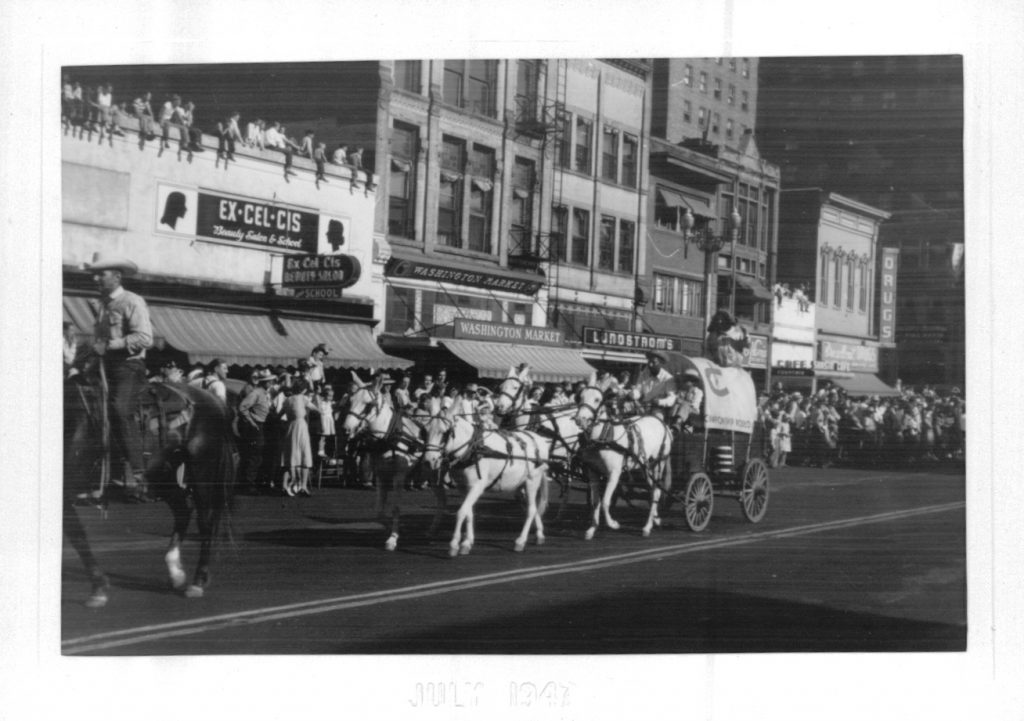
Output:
[{"left": 2, "top": 1, "right": 1021, "bottom": 719}]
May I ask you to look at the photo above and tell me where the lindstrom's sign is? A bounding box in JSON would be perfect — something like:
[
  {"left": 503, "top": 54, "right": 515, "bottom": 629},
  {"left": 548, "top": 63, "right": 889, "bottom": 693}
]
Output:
[
  {"left": 582, "top": 327, "right": 681, "bottom": 352},
  {"left": 454, "top": 319, "right": 564, "bottom": 346}
]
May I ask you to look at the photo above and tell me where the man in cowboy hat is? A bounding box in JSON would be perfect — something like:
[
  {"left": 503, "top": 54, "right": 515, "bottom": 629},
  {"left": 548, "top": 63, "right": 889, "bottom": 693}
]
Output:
[
  {"left": 86, "top": 251, "right": 154, "bottom": 501},
  {"left": 632, "top": 350, "right": 678, "bottom": 421},
  {"left": 237, "top": 368, "right": 275, "bottom": 491}
]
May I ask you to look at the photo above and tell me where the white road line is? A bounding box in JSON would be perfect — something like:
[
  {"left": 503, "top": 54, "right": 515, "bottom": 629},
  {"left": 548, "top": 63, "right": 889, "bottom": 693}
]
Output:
[{"left": 62, "top": 501, "right": 964, "bottom": 654}]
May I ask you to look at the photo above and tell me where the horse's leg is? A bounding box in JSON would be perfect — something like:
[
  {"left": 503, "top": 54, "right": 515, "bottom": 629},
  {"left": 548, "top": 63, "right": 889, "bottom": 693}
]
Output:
[
  {"left": 163, "top": 481, "right": 192, "bottom": 592},
  {"left": 601, "top": 458, "right": 624, "bottom": 531},
  {"left": 384, "top": 459, "right": 405, "bottom": 551},
  {"left": 514, "top": 475, "right": 538, "bottom": 553},
  {"left": 186, "top": 488, "right": 215, "bottom": 598},
  {"left": 642, "top": 484, "right": 663, "bottom": 537},
  {"left": 63, "top": 497, "right": 109, "bottom": 608},
  {"left": 450, "top": 480, "right": 486, "bottom": 557},
  {"left": 534, "top": 473, "right": 549, "bottom": 547},
  {"left": 584, "top": 461, "right": 603, "bottom": 540}
]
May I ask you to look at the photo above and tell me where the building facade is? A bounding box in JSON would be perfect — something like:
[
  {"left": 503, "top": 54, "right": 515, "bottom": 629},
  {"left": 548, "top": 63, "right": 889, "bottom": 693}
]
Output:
[
  {"left": 62, "top": 105, "right": 409, "bottom": 375},
  {"left": 774, "top": 189, "right": 892, "bottom": 395},
  {"left": 757, "top": 55, "right": 964, "bottom": 388}
]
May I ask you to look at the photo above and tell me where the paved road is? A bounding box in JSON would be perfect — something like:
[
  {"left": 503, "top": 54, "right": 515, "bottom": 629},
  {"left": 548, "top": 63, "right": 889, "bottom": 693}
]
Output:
[{"left": 61, "top": 462, "right": 966, "bottom": 655}]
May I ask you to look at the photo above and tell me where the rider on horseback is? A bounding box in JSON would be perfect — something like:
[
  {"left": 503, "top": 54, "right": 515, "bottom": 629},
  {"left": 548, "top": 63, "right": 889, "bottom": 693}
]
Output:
[{"left": 86, "top": 252, "right": 154, "bottom": 502}]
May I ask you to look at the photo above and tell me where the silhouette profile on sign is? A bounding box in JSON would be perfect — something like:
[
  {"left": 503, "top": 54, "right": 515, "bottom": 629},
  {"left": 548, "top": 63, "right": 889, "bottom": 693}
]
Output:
[
  {"left": 161, "top": 191, "right": 188, "bottom": 229},
  {"left": 326, "top": 219, "right": 345, "bottom": 252}
]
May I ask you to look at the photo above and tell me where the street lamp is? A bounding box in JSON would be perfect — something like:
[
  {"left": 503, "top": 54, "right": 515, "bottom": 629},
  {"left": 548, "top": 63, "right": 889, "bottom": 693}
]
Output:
[{"left": 682, "top": 206, "right": 741, "bottom": 339}]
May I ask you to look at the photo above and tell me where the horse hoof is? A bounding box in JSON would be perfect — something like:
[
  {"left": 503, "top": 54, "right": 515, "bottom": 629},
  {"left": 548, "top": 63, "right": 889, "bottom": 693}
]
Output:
[
  {"left": 536, "top": 535, "right": 545, "bottom": 546},
  {"left": 642, "top": 527, "right": 652, "bottom": 538},
  {"left": 584, "top": 528, "right": 596, "bottom": 541},
  {"left": 184, "top": 585, "right": 204, "bottom": 599},
  {"left": 84, "top": 590, "right": 108, "bottom": 609},
  {"left": 448, "top": 546, "right": 460, "bottom": 558},
  {"left": 458, "top": 544, "right": 472, "bottom": 556},
  {"left": 514, "top": 541, "right": 526, "bottom": 553},
  {"left": 385, "top": 535, "right": 398, "bottom": 551},
  {"left": 653, "top": 517, "right": 662, "bottom": 528}
]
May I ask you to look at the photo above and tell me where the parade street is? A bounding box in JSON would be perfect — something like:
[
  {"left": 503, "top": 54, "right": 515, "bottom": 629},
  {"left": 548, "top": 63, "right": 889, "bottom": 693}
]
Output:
[{"left": 61, "top": 462, "right": 966, "bottom": 656}]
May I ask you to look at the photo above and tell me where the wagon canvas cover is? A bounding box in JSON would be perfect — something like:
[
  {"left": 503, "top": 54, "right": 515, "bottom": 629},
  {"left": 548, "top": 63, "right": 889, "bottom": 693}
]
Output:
[{"left": 686, "top": 357, "right": 758, "bottom": 433}]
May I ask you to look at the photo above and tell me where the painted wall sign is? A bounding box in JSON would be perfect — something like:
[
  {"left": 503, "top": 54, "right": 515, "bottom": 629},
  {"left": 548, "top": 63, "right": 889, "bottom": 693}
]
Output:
[
  {"left": 155, "top": 183, "right": 352, "bottom": 257},
  {"left": 386, "top": 256, "right": 543, "bottom": 295},
  {"left": 879, "top": 247, "right": 899, "bottom": 344},
  {"left": 582, "top": 327, "right": 682, "bottom": 353},
  {"left": 819, "top": 340, "right": 879, "bottom": 372},
  {"left": 282, "top": 254, "right": 361, "bottom": 289},
  {"left": 774, "top": 359, "right": 852, "bottom": 372},
  {"left": 454, "top": 318, "right": 564, "bottom": 346}
]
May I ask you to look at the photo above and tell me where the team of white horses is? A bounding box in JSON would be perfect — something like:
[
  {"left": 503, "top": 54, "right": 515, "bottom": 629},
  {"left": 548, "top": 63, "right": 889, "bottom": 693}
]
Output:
[{"left": 341, "top": 365, "right": 681, "bottom": 557}]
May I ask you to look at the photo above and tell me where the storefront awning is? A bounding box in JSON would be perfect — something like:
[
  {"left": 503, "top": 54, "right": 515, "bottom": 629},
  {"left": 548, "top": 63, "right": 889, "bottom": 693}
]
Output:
[
  {"left": 63, "top": 295, "right": 100, "bottom": 334},
  {"left": 733, "top": 274, "right": 774, "bottom": 301},
  {"left": 278, "top": 316, "right": 412, "bottom": 370},
  {"left": 148, "top": 305, "right": 410, "bottom": 370},
  {"left": 832, "top": 372, "right": 900, "bottom": 397},
  {"left": 656, "top": 188, "right": 716, "bottom": 219},
  {"left": 441, "top": 339, "right": 595, "bottom": 383}
]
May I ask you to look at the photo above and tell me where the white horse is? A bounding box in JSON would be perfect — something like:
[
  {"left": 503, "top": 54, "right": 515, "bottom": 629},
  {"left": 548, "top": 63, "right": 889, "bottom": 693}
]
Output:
[
  {"left": 340, "top": 372, "right": 445, "bottom": 551},
  {"left": 422, "top": 395, "right": 550, "bottom": 557},
  {"left": 493, "top": 366, "right": 584, "bottom": 518},
  {"left": 574, "top": 373, "right": 673, "bottom": 539}
]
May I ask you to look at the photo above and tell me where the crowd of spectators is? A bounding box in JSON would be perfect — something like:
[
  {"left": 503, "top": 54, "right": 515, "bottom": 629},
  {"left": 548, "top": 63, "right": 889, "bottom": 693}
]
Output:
[
  {"left": 757, "top": 382, "right": 966, "bottom": 469},
  {"left": 61, "top": 74, "right": 371, "bottom": 187},
  {"left": 773, "top": 282, "right": 811, "bottom": 312}
]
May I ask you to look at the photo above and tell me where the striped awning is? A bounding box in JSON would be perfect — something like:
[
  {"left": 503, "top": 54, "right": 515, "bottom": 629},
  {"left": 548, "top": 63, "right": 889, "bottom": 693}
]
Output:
[
  {"left": 63, "top": 295, "right": 101, "bottom": 334},
  {"left": 832, "top": 372, "right": 900, "bottom": 397},
  {"left": 280, "top": 316, "right": 412, "bottom": 370},
  {"left": 441, "top": 338, "right": 594, "bottom": 383}
]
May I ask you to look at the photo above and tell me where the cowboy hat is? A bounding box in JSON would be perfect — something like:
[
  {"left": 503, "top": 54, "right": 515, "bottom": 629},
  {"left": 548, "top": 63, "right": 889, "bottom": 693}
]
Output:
[
  {"left": 645, "top": 350, "right": 668, "bottom": 363},
  {"left": 84, "top": 251, "right": 139, "bottom": 275},
  {"left": 253, "top": 368, "right": 275, "bottom": 384}
]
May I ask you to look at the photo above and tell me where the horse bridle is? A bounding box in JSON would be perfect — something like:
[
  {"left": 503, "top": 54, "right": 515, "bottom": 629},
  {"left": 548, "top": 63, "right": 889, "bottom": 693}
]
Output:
[
  {"left": 495, "top": 376, "right": 528, "bottom": 413},
  {"left": 424, "top": 410, "right": 480, "bottom": 465},
  {"left": 575, "top": 385, "right": 609, "bottom": 431},
  {"left": 343, "top": 388, "right": 383, "bottom": 435}
]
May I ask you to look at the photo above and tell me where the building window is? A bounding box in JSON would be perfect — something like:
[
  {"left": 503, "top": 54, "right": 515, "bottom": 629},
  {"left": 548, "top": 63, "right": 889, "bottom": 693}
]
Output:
[
  {"left": 598, "top": 216, "right": 615, "bottom": 270},
  {"left": 510, "top": 157, "right": 534, "bottom": 257},
  {"left": 683, "top": 64, "right": 693, "bottom": 86},
  {"left": 725, "top": 118, "right": 734, "bottom": 140},
  {"left": 571, "top": 207, "right": 590, "bottom": 266},
  {"left": 443, "top": 59, "right": 497, "bottom": 117},
  {"left": 741, "top": 90, "right": 749, "bottom": 111},
  {"left": 653, "top": 272, "right": 704, "bottom": 317},
  {"left": 729, "top": 58, "right": 737, "bottom": 72},
  {"left": 619, "top": 219, "right": 635, "bottom": 273},
  {"left": 575, "top": 116, "right": 593, "bottom": 174},
  {"left": 847, "top": 259, "right": 856, "bottom": 310},
  {"left": 858, "top": 262, "right": 869, "bottom": 312},
  {"left": 467, "top": 144, "right": 495, "bottom": 253},
  {"left": 742, "top": 58, "right": 750, "bottom": 77},
  {"left": 387, "top": 121, "right": 418, "bottom": 239},
  {"left": 833, "top": 255, "right": 842, "bottom": 306},
  {"left": 385, "top": 285, "right": 419, "bottom": 335},
  {"left": 621, "top": 134, "right": 638, "bottom": 187},
  {"left": 550, "top": 205, "right": 568, "bottom": 262},
  {"left": 601, "top": 125, "right": 619, "bottom": 182},
  {"left": 699, "top": 71, "right": 708, "bottom": 93},
  {"left": 712, "top": 112, "right": 721, "bottom": 135},
  {"left": 515, "top": 59, "right": 540, "bottom": 123},
  {"left": 727, "top": 84, "right": 735, "bottom": 105},
  {"left": 819, "top": 250, "right": 830, "bottom": 304},
  {"left": 393, "top": 61, "right": 421, "bottom": 94},
  {"left": 713, "top": 78, "right": 722, "bottom": 100},
  {"left": 554, "top": 106, "right": 572, "bottom": 169},
  {"left": 683, "top": 100, "right": 692, "bottom": 123},
  {"left": 698, "top": 106, "right": 707, "bottom": 129},
  {"left": 438, "top": 136, "right": 465, "bottom": 248}
]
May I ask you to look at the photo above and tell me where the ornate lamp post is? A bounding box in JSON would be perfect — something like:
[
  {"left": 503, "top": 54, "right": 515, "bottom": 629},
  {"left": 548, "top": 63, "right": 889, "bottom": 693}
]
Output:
[{"left": 682, "top": 206, "right": 741, "bottom": 337}]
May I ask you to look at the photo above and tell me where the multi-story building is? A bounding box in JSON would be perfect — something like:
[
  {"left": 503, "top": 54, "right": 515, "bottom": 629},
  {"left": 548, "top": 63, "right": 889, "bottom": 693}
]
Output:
[
  {"left": 757, "top": 55, "right": 964, "bottom": 388},
  {"left": 347, "top": 59, "right": 653, "bottom": 380},
  {"left": 61, "top": 87, "right": 410, "bottom": 377},
  {"left": 774, "top": 189, "right": 892, "bottom": 395},
  {"left": 646, "top": 58, "right": 778, "bottom": 387}
]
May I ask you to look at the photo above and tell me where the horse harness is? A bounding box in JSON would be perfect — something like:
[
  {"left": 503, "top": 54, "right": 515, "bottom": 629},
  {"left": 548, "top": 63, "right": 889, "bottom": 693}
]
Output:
[{"left": 434, "top": 415, "right": 548, "bottom": 491}]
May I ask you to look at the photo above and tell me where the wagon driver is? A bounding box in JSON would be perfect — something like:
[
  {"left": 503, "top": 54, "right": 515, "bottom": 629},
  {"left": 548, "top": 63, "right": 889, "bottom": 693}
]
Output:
[
  {"left": 86, "top": 251, "right": 154, "bottom": 502},
  {"left": 632, "top": 350, "right": 678, "bottom": 421}
]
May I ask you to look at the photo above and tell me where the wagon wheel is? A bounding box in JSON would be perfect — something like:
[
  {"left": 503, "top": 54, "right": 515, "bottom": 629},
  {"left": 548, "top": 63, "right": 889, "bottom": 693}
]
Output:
[
  {"left": 739, "top": 458, "right": 770, "bottom": 523},
  {"left": 682, "top": 472, "right": 714, "bottom": 532}
]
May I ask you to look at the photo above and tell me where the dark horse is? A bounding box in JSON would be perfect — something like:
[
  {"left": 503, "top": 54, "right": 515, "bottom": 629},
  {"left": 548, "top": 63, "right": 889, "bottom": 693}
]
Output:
[{"left": 64, "top": 371, "right": 237, "bottom": 607}]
